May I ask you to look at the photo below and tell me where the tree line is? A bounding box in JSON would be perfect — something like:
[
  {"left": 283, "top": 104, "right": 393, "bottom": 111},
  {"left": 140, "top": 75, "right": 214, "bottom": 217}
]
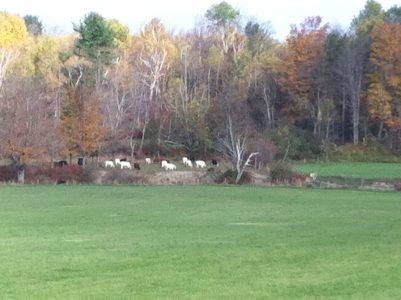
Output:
[{"left": 1, "top": 0, "right": 401, "bottom": 170}]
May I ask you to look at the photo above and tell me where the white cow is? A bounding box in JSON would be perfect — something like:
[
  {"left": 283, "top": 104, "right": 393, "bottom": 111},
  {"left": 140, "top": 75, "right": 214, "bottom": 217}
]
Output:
[
  {"left": 120, "top": 161, "right": 132, "bottom": 169},
  {"left": 105, "top": 160, "right": 114, "bottom": 168},
  {"left": 114, "top": 158, "right": 121, "bottom": 167},
  {"left": 164, "top": 162, "right": 176, "bottom": 171},
  {"left": 182, "top": 156, "right": 188, "bottom": 163},
  {"left": 145, "top": 158, "right": 152, "bottom": 164},
  {"left": 195, "top": 160, "right": 206, "bottom": 168},
  {"left": 184, "top": 160, "right": 193, "bottom": 167},
  {"left": 161, "top": 160, "right": 169, "bottom": 168},
  {"left": 310, "top": 173, "right": 318, "bottom": 181}
]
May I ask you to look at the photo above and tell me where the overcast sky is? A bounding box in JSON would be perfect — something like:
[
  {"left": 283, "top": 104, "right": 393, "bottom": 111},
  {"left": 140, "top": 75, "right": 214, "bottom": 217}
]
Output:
[{"left": 1, "top": 0, "right": 399, "bottom": 40}]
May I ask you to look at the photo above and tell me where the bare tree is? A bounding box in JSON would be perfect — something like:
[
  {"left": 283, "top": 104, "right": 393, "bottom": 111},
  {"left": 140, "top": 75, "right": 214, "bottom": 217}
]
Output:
[
  {"left": 218, "top": 116, "right": 258, "bottom": 184},
  {"left": 340, "top": 35, "right": 369, "bottom": 145}
]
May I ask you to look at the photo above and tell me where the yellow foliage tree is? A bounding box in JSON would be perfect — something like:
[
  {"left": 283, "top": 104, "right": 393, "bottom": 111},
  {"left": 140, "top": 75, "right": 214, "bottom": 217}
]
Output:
[
  {"left": 367, "top": 23, "right": 401, "bottom": 132},
  {"left": 0, "top": 11, "right": 27, "bottom": 89}
]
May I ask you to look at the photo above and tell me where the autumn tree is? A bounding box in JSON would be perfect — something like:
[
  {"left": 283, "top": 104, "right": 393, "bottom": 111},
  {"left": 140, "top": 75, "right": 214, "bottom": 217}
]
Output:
[
  {"left": 280, "top": 16, "right": 328, "bottom": 136},
  {"left": 101, "top": 33, "right": 137, "bottom": 155},
  {"left": 0, "top": 62, "right": 62, "bottom": 182},
  {"left": 132, "top": 19, "right": 176, "bottom": 149},
  {"left": 244, "top": 21, "right": 281, "bottom": 130},
  {"left": 204, "top": 1, "right": 245, "bottom": 94},
  {"left": 0, "top": 11, "right": 27, "bottom": 91},
  {"left": 7, "top": 34, "right": 66, "bottom": 164},
  {"left": 61, "top": 89, "right": 104, "bottom": 162},
  {"left": 322, "top": 30, "right": 347, "bottom": 142},
  {"left": 336, "top": 34, "right": 370, "bottom": 145},
  {"left": 366, "top": 23, "right": 401, "bottom": 147}
]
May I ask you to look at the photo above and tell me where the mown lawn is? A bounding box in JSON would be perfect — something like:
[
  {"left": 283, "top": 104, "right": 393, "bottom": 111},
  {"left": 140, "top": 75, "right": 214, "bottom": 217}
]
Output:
[
  {"left": 0, "top": 185, "right": 401, "bottom": 299},
  {"left": 296, "top": 162, "right": 401, "bottom": 179}
]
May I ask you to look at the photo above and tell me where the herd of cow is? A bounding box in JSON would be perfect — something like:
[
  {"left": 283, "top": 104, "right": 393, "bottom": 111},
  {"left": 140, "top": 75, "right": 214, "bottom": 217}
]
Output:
[
  {"left": 53, "top": 156, "right": 219, "bottom": 171},
  {"left": 102, "top": 157, "right": 216, "bottom": 171}
]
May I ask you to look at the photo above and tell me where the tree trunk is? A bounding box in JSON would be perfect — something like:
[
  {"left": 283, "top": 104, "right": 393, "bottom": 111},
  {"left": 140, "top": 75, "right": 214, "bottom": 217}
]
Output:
[
  {"left": 325, "top": 119, "right": 331, "bottom": 141},
  {"left": 282, "top": 140, "right": 291, "bottom": 162},
  {"left": 140, "top": 121, "right": 148, "bottom": 151},
  {"left": 352, "top": 93, "right": 360, "bottom": 145},
  {"left": 130, "top": 138, "right": 136, "bottom": 160},
  {"left": 316, "top": 90, "right": 322, "bottom": 137},
  {"left": 342, "top": 88, "right": 346, "bottom": 143},
  {"left": 378, "top": 121, "right": 384, "bottom": 140},
  {"left": 353, "top": 118, "right": 359, "bottom": 145},
  {"left": 235, "top": 152, "right": 259, "bottom": 184},
  {"left": 17, "top": 167, "right": 25, "bottom": 184}
]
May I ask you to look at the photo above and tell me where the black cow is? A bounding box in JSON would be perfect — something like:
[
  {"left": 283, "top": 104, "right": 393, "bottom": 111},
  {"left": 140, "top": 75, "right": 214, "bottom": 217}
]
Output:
[
  {"left": 212, "top": 159, "right": 219, "bottom": 166},
  {"left": 54, "top": 160, "right": 68, "bottom": 167}
]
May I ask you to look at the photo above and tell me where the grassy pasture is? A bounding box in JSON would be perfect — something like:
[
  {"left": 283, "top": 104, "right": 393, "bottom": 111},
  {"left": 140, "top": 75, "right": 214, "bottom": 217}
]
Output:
[
  {"left": 295, "top": 162, "right": 401, "bottom": 179},
  {"left": 0, "top": 185, "right": 401, "bottom": 299}
]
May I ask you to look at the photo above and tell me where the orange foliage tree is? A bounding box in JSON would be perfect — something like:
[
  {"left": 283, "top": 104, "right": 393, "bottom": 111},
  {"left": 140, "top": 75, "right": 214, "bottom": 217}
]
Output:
[
  {"left": 280, "top": 16, "right": 328, "bottom": 135},
  {"left": 61, "top": 89, "right": 104, "bottom": 162}
]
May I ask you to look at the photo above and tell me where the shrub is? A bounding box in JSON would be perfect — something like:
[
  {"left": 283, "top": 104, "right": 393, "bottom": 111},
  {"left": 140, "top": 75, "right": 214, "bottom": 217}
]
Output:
[
  {"left": 216, "top": 169, "right": 252, "bottom": 184},
  {"left": 25, "top": 165, "right": 83, "bottom": 184},
  {"left": 0, "top": 166, "right": 17, "bottom": 182},
  {"left": 270, "top": 126, "right": 321, "bottom": 160},
  {"left": 216, "top": 169, "right": 237, "bottom": 184},
  {"left": 80, "top": 166, "right": 100, "bottom": 183},
  {"left": 269, "top": 162, "right": 294, "bottom": 183}
]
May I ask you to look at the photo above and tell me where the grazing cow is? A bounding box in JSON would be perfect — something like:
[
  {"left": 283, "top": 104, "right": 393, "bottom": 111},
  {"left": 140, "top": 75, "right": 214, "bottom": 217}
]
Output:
[
  {"left": 145, "top": 158, "right": 152, "bottom": 164},
  {"left": 310, "top": 173, "right": 318, "bottom": 181},
  {"left": 134, "top": 163, "right": 140, "bottom": 170},
  {"left": 182, "top": 157, "right": 188, "bottom": 163},
  {"left": 54, "top": 160, "right": 68, "bottom": 167},
  {"left": 114, "top": 158, "right": 121, "bottom": 166},
  {"left": 184, "top": 160, "right": 193, "bottom": 167},
  {"left": 195, "top": 160, "right": 206, "bottom": 168},
  {"left": 164, "top": 162, "right": 176, "bottom": 171},
  {"left": 105, "top": 160, "right": 114, "bottom": 168},
  {"left": 161, "top": 160, "right": 169, "bottom": 168},
  {"left": 211, "top": 159, "right": 219, "bottom": 166},
  {"left": 120, "top": 161, "right": 132, "bottom": 169}
]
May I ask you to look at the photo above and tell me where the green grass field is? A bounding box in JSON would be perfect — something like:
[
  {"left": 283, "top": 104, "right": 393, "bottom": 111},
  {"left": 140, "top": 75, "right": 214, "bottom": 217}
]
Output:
[
  {"left": 296, "top": 162, "right": 401, "bottom": 179},
  {"left": 1, "top": 185, "right": 401, "bottom": 299}
]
